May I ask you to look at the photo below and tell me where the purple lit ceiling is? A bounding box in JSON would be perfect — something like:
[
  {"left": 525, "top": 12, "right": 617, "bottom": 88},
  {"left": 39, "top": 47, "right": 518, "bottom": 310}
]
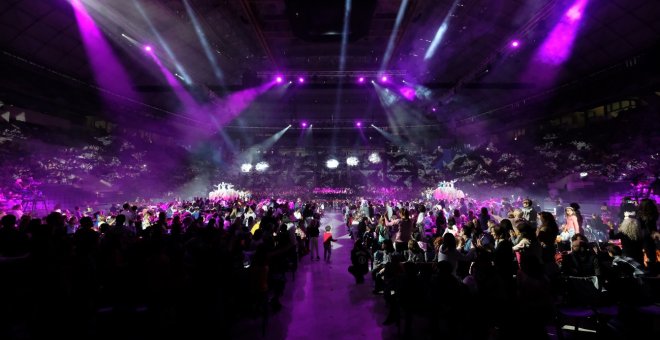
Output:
[{"left": 0, "top": 0, "right": 658, "bottom": 125}]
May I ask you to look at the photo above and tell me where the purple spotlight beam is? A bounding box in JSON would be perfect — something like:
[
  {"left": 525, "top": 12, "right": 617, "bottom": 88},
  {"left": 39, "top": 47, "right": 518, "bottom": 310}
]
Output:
[
  {"left": 400, "top": 86, "right": 415, "bottom": 101},
  {"left": 536, "top": 0, "right": 589, "bottom": 66},
  {"left": 70, "top": 0, "right": 138, "bottom": 102}
]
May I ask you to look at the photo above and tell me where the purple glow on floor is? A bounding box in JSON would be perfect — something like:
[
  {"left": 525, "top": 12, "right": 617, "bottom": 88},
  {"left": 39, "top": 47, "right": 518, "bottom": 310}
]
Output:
[
  {"left": 536, "top": 0, "right": 589, "bottom": 65},
  {"left": 230, "top": 213, "right": 385, "bottom": 339},
  {"left": 70, "top": 0, "right": 138, "bottom": 102},
  {"left": 399, "top": 86, "right": 416, "bottom": 101}
]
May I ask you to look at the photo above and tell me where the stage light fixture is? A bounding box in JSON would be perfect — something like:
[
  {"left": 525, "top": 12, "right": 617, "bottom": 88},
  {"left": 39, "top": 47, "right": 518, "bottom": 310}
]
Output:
[
  {"left": 368, "top": 152, "right": 381, "bottom": 164},
  {"left": 380, "top": 76, "right": 388, "bottom": 82},
  {"left": 511, "top": 40, "right": 520, "bottom": 48},
  {"left": 358, "top": 77, "right": 365, "bottom": 83},
  {"left": 144, "top": 45, "right": 153, "bottom": 52},
  {"left": 356, "top": 121, "right": 362, "bottom": 127},
  {"left": 256, "top": 162, "right": 269, "bottom": 172},
  {"left": 301, "top": 121, "right": 308, "bottom": 128},
  {"left": 580, "top": 172, "right": 588, "bottom": 178},
  {"left": 326, "top": 159, "right": 339, "bottom": 169},
  {"left": 275, "top": 76, "right": 283, "bottom": 83},
  {"left": 298, "top": 77, "right": 305, "bottom": 83},
  {"left": 241, "top": 163, "right": 252, "bottom": 173},
  {"left": 347, "top": 157, "right": 359, "bottom": 167}
]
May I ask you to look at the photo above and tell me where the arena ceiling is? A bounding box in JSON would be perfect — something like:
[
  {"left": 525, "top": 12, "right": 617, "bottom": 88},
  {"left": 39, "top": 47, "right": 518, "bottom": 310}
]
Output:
[{"left": 0, "top": 0, "right": 659, "bottom": 127}]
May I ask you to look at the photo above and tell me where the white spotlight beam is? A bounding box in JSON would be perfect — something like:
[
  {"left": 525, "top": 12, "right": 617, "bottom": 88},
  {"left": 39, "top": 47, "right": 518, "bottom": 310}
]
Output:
[
  {"left": 239, "top": 125, "right": 291, "bottom": 163},
  {"left": 380, "top": 0, "right": 409, "bottom": 71},
  {"left": 183, "top": 0, "right": 224, "bottom": 83},
  {"left": 134, "top": 0, "right": 192, "bottom": 84},
  {"left": 424, "top": 0, "right": 460, "bottom": 61},
  {"left": 338, "top": 0, "right": 352, "bottom": 73}
]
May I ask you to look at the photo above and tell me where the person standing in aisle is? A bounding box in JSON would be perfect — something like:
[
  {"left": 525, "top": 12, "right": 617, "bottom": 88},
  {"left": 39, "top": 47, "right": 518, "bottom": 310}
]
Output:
[
  {"left": 308, "top": 214, "right": 321, "bottom": 261},
  {"left": 323, "top": 225, "right": 338, "bottom": 262}
]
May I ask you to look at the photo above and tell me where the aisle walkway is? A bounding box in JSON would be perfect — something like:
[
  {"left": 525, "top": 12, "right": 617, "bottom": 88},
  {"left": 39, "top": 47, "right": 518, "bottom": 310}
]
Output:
[{"left": 233, "top": 212, "right": 395, "bottom": 340}]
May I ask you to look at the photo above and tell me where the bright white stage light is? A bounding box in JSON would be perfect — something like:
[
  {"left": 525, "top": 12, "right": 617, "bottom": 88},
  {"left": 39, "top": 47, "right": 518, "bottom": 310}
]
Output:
[
  {"left": 579, "top": 172, "right": 588, "bottom": 178},
  {"left": 326, "top": 159, "right": 339, "bottom": 169},
  {"left": 368, "top": 152, "right": 381, "bottom": 164},
  {"left": 346, "top": 156, "right": 359, "bottom": 167},
  {"left": 241, "top": 163, "right": 252, "bottom": 173},
  {"left": 255, "top": 162, "right": 269, "bottom": 172}
]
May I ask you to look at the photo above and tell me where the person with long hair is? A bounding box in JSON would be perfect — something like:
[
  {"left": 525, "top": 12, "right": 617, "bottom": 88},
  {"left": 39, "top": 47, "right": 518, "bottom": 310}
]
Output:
[
  {"left": 537, "top": 212, "right": 559, "bottom": 259},
  {"left": 537, "top": 212, "right": 561, "bottom": 278},
  {"left": 435, "top": 209, "right": 447, "bottom": 236},
  {"left": 609, "top": 211, "right": 644, "bottom": 264}
]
